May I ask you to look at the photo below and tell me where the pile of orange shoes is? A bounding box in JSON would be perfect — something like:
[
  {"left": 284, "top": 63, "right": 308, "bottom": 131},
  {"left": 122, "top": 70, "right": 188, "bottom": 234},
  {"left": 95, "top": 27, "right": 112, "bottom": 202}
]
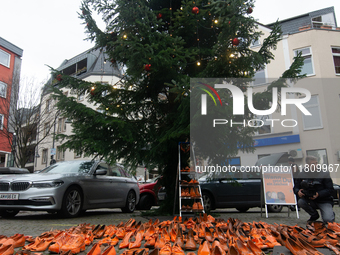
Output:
[
  {"left": 0, "top": 234, "right": 26, "bottom": 255},
  {"left": 180, "top": 179, "right": 199, "bottom": 185},
  {"left": 181, "top": 202, "right": 203, "bottom": 211},
  {"left": 181, "top": 187, "right": 201, "bottom": 198},
  {"left": 3, "top": 214, "right": 340, "bottom": 255}
]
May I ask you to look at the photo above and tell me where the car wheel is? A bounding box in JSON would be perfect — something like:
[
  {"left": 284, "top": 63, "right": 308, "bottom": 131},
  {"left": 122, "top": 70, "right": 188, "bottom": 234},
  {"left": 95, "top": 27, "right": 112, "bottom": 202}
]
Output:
[
  {"left": 0, "top": 209, "right": 19, "bottom": 218},
  {"left": 236, "top": 207, "right": 250, "bottom": 213},
  {"left": 59, "top": 186, "right": 83, "bottom": 217},
  {"left": 138, "top": 194, "right": 153, "bottom": 210},
  {"left": 121, "top": 190, "right": 136, "bottom": 213},
  {"left": 202, "top": 192, "right": 213, "bottom": 213},
  {"left": 268, "top": 204, "right": 283, "bottom": 213}
]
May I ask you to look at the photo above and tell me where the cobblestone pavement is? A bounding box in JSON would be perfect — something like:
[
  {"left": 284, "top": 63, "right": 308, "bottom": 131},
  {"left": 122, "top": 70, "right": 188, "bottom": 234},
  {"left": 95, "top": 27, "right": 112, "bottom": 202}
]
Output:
[{"left": 1, "top": 205, "right": 340, "bottom": 237}]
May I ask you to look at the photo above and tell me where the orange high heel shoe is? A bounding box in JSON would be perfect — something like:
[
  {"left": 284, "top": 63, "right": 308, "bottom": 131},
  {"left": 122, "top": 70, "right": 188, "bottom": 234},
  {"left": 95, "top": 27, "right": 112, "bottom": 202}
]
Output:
[
  {"left": 119, "top": 231, "right": 134, "bottom": 249},
  {"left": 144, "top": 233, "right": 157, "bottom": 248},
  {"left": 159, "top": 242, "right": 172, "bottom": 255},
  {"left": 86, "top": 243, "right": 101, "bottom": 255},
  {"left": 9, "top": 233, "right": 26, "bottom": 248},
  {"left": 195, "top": 187, "right": 201, "bottom": 197},
  {"left": 174, "top": 228, "right": 184, "bottom": 249},
  {"left": 49, "top": 233, "right": 72, "bottom": 253},
  {"left": 93, "top": 225, "right": 106, "bottom": 239},
  {"left": 184, "top": 229, "right": 196, "bottom": 251},
  {"left": 154, "top": 234, "right": 165, "bottom": 249},
  {"left": 192, "top": 202, "right": 198, "bottom": 210},
  {"left": 30, "top": 239, "right": 53, "bottom": 252},
  {"left": 246, "top": 239, "right": 264, "bottom": 255},
  {"left": 102, "top": 245, "right": 116, "bottom": 255},
  {"left": 198, "top": 240, "right": 211, "bottom": 255},
  {"left": 115, "top": 227, "right": 126, "bottom": 239},
  {"left": 204, "top": 227, "right": 214, "bottom": 243},
  {"left": 211, "top": 240, "right": 226, "bottom": 255},
  {"left": 172, "top": 243, "right": 185, "bottom": 255},
  {"left": 0, "top": 244, "right": 14, "bottom": 255},
  {"left": 190, "top": 188, "right": 196, "bottom": 197}
]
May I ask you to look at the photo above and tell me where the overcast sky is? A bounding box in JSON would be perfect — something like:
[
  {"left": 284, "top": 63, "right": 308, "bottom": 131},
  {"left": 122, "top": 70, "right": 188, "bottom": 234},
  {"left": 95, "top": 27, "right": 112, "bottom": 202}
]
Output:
[{"left": 1, "top": 0, "right": 339, "bottom": 85}]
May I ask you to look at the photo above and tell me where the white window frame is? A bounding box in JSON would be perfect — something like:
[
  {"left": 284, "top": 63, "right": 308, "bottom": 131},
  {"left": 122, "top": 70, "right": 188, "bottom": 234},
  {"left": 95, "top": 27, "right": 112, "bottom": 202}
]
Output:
[
  {"left": 302, "top": 95, "right": 323, "bottom": 130},
  {"left": 294, "top": 47, "right": 315, "bottom": 76},
  {"left": 332, "top": 47, "right": 340, "bottom": 75},
  {"left": 0, "top": 49, "right": 10, "bottom": 68},
  {"left": 42, "top": 149, "right": 48, "bottom": 164},
  {"left": 0, "top": 114, "right": 4, "bottom": 130},
  {"left": 57, "top": 146, "right": 65, "bottom": 160},
  {"left": 0, "top": 81, "right": 7, "bottom": 98},
  {"left": 58, "top": 118, "right": 66, "bottom": 133}
]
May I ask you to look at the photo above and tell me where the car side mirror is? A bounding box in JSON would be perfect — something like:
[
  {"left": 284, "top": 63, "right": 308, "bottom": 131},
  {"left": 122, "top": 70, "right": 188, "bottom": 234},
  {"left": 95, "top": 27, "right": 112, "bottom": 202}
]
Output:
[{"left": 94, "top": 169, "right": 107, "bottom": 175}]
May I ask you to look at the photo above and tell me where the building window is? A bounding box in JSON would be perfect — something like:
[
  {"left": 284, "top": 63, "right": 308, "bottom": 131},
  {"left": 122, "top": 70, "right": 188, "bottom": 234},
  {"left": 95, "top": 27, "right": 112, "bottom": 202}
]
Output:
[
  {"left": 251, "top": 115, "right": 272, "bottom": 134},
  {"left": 302, "top": 95, "right": 323, "bottom": 130},
  {"left": 294, "top": 47, "right": 314, "bottom": 76},
  {"left": 0, "top": 49, "right": 10, "bottom": 68},
  {"left": 306, "top": 149, "right": 328, "bottom": 165},
  {"left": 0, "top": 114, "right": 3, "bottom": 130},
  {"left": 44, "top": 123, "right": 49, "bottom": 136},
  {"left": 311, "top": 13, "right": 336, "bottom": 28},
  {"left": 42, "top": 149, "right": 48, "bottom": 164},
  {"left": 58, "top": 118, "right": 66, "bottom": 133},
  {"left": 46, "top": 99, "right": 52, "bottom": 112},
  {"left": 57, "top": 146, "right": 65, "bottom": 160},
  {"left": 332, "top": 47, "right": 340, "bottom": 75},
  {"left": 0, "top": 81, "right": 7, "bottom": 98}
]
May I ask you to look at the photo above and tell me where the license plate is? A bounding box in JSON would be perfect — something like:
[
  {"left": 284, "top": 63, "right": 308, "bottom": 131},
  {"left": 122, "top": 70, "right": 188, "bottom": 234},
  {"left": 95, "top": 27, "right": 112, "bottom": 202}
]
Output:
[{"left": 0, "top": 193, "right": 19, "bottom": 200}]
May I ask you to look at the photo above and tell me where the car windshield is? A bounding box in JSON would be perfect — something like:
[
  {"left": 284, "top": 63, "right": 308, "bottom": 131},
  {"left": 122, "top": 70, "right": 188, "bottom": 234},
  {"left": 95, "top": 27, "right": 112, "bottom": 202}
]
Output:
[{"left": 39, "top": 161, "right": 95, "bottom": 174}]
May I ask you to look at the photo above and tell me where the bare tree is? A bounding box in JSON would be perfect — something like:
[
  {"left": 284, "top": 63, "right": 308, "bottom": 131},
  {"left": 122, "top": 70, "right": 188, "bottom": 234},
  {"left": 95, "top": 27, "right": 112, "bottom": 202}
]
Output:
[{"left": 0, "top": 74, "right": 56, "bottom": 171}]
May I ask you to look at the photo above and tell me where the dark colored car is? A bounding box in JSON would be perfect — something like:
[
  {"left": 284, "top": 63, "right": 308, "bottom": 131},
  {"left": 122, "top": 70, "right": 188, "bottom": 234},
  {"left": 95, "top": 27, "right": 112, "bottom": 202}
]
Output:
[
  {"left": 137, "top": 176, "right": 160, "bottom": 210},
  {"left": 199, "top": 168, "right": 283, "bottom": 213},
  {"left": 0, "top": 167, "right": 30, "bottom": 174}
]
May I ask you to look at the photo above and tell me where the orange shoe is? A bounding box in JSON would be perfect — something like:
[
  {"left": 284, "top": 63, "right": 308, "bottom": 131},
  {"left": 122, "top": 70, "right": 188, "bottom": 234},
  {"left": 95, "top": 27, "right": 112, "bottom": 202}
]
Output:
[
  {"left": 111, "top": 236, "right": 119, "bottom": 246},
  {"left": 9, "top": 233, "right": 26, "bottom": 248},
  {"left": 102, "top": 245, "right": 116, "bottom": 255},
  {"left": 197, "top": 202, "right": 204, "bottom": 211},
  {"left": 87, "top": 243, "right": 101, "bottom": 255},
  {"left": 184, "top": 229, "right": 196, "bottom": 251},
  {"left": 190, "top": 188, "right": 196, "bottom": 197},
  {"left": 49, "top": 233, "right": 71, "bottom": 253},
  {"left": 61, "top": 234, "right": 86, "bottom": 254},
  {"left": 159, "top": 242, "right": 172, "bottom": 255},
  {"left": 31, "top": 239, "right": 53, "bottom": 251},
  {"left": 0, "top": 244, "right": 14, "bottom": 255},
  {"left": 195, "top": 187, "right": 201, "bottom": 197},
  {"left": 154, "top": 234, "right": 165, "bottom": 249},
  {"left": 198, "top": 240, "right": 211, "bottom": 255},
  {"left": 144, "top": 233, "right": 157, "bottom": 248},
  {"left": 115, "top": 227, "right": 126, "bottom": 239},
  {"left": 172, "top": 243, "right": 185, "bottom": 255},
  {"left": 93, "top": 225, "right": 106, "bottom": 239},
  {"left": 192, "top": 202, "right": 198, "bottom": 210},
  {"left": 119, "top": 231, "right": 134, "bottom": 249}
]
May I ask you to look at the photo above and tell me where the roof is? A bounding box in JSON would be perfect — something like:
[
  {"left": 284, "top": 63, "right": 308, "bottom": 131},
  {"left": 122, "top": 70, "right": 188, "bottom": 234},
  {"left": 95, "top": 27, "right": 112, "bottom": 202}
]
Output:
[
  {"left": 0, "top": 37, "right": 23, "bottom": 57},
  {"left": 267, "top": 7, "right": 336, "bottom": 35},
  {"left": 56, "top": 48, "right": 122, "bottom": 78}
]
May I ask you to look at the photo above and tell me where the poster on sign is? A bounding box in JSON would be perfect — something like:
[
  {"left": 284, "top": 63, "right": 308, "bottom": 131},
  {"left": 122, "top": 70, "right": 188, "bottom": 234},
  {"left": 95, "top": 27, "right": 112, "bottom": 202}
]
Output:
[{"left": 262, "top": 170, "right": 299, "bottom": 218}]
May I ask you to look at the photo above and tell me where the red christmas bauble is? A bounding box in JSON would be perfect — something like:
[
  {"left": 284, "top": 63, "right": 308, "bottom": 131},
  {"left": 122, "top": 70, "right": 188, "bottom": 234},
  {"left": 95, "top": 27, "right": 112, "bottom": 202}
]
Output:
[
  {"left": 192, "top": 6, "right": 199, "bottom": 15},
  {"left": 247, "top": 7, "right": 253, "bottom": 14},
  {"left": 157, "top": 13, "right": 162, "bottom": 20},
  {"left": 56, "top": 74, "right": 62, "bottom": 81},
  {"left": 145, "top": 64, "right": 151, "bottom": 72},
  {"left": 232, "top": 38, "right": 240, "bottom": 46},
  {"left": 90, "top": 90, "right": 95, "bottom": 96}
]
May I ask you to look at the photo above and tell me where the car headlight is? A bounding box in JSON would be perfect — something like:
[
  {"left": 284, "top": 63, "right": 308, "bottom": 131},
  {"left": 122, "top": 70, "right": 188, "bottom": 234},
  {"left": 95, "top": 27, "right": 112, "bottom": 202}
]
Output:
[{"left": 32, "top": 180, "right": 64, "bottom": 188}]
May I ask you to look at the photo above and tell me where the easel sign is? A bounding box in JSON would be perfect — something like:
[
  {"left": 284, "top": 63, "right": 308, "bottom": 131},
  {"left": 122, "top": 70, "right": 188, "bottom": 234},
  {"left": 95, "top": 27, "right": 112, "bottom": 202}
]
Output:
[{"left": 262, "top": 170, "right": 299, "bottom": 218}]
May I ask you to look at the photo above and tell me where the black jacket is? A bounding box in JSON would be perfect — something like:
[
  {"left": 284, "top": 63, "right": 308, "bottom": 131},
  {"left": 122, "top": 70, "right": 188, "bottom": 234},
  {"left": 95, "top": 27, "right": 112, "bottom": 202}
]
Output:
[{"left": 293, "top": 171, "right": 334, "bottom": 204}]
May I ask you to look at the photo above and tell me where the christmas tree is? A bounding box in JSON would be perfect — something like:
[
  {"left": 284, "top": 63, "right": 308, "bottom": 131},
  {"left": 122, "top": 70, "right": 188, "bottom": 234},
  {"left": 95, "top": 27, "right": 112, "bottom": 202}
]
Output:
[{"left": 51, "top": 0, "right": 303, "bottom": 213}]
